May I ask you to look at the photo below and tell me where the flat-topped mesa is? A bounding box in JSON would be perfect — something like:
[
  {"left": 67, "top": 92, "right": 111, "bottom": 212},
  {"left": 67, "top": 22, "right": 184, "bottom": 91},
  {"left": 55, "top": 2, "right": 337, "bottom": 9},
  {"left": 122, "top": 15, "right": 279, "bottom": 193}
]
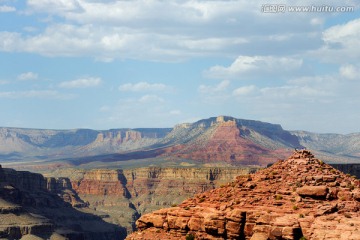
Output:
[{"left": 127, "top": 150, "right": 360, "bottom": 240}]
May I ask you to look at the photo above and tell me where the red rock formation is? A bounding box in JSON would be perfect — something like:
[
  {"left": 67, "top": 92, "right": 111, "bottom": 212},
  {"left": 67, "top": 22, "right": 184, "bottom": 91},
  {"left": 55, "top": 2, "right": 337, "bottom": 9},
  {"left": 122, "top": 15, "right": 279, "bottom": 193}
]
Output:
[
  {"left": 72, "top": 169, "right": 129, "bottom": 197},
  {"left": 127, "top": 150, "right": 360, "bottom": 240},
  {"left": 162, "top": 120, "right": 292, "bottom": 166}
]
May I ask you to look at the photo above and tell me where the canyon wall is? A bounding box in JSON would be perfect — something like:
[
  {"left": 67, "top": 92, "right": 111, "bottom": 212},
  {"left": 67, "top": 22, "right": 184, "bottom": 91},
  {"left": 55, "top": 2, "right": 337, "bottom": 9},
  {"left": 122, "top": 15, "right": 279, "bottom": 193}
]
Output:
[
  {"left": 0, "top": 164, "right": 127, "bottom": 240},
  {"left": 57, "top": 166, "right": 257, "bottom": 233}
]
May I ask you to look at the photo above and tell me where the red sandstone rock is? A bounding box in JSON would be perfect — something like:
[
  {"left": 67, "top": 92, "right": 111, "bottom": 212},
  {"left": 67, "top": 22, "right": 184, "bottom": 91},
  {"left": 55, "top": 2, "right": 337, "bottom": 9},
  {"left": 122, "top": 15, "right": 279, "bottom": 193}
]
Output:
[
  {"left": 296, "top": 185, "right": 328, "bottom": 197},
  {"left": 126, "top": 150, "right": 360, "bottom": 240}
]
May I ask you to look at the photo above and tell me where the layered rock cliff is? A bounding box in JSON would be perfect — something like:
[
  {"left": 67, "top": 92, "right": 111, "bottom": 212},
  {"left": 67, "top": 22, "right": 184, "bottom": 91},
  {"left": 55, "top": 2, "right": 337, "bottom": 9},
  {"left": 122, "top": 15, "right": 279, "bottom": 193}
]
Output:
[
  {"left": 51, "top": 166, "right": 257, "bottom": 233},
  {"left": 0, "top": 164, "right": 127, "bottom": 240},
  {"left": 127, "top": 150, "right": 360, "bottom": 240}
]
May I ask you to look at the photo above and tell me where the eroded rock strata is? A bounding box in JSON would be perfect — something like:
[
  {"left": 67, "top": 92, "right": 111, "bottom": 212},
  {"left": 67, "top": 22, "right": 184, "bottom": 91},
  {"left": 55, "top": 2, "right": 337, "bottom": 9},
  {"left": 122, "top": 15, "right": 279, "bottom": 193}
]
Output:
[
  {"left": 0, "top": 164, "right": 126, "bottom": 240},
  {"left": 61, "top": 167, "right": 256, "bottom": 233},
  {"left": 127, "top": 150, "right": 360, "bottom": 240}
]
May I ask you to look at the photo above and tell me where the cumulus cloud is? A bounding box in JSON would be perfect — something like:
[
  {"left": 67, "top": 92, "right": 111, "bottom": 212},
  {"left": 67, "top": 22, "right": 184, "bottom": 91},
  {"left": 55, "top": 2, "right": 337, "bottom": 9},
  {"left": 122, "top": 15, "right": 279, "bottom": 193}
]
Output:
[
  {"left": 27, "top": 0, "right": 82, "bottom": 13},
  {"left": 119, "top": 82, "right": 167, "bottom": 92},
  {"left": 205, "top": 55, "right": 303, "bottom": 79},
  {"left": 232, "top": 85, "right": 257, "bottom": 96},
  {"left": 138, "top": 94, "right": 164, "bottom": 103},
  {"left": 17, "top": 72, "right": 38, "bottom": 81},
  {"left": 59, "top": 77, "right": 102, "bottom": 88},
  {"left": 340, "top": 64, "right": 360, "bottom": 80},
  {"left": 0, "top": 5, "right": 15, "bottom": 12},
  {"left": 0, "top": 0, "right": 329, "bottom": 61},
  {"left": 318, "top": 18, "right": 360, "bottom": 62}
]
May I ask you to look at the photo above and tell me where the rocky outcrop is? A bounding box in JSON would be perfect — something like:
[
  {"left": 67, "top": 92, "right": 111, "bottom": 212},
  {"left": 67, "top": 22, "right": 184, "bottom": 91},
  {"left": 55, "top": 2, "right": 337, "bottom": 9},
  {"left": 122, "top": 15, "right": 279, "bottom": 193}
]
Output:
[
  {"left": 0, "top": 164, "right": 127, "bottom": 240},
  {"left": 127, "top": 150, "right": 360, "bottom": 240}
]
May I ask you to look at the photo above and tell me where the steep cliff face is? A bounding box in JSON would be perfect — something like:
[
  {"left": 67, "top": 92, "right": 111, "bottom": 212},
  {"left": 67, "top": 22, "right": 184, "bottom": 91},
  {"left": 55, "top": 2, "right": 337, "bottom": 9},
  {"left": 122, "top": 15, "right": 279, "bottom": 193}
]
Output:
[
  {"left": 53, "top": 166, "right": 256, "bottom": 233},
  {"left": 0, "top": 164, "right": 127, "bottom": 240},
  {"left": 127, "top": 150, "right": 360, "bottom": 240}
]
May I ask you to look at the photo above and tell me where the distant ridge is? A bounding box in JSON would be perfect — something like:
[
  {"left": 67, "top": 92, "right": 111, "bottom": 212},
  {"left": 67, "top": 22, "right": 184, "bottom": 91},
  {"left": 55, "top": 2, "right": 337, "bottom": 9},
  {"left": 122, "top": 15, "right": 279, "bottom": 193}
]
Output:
[{"left": 0, "top": 116, "right": 359, "bottom": 167}]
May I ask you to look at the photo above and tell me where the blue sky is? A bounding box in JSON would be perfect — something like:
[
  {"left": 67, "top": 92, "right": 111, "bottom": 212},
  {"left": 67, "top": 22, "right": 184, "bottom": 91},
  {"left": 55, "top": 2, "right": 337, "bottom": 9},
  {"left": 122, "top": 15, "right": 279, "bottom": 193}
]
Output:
[{"left": 0, "top": 0, "right": 359, "bottom": 133}]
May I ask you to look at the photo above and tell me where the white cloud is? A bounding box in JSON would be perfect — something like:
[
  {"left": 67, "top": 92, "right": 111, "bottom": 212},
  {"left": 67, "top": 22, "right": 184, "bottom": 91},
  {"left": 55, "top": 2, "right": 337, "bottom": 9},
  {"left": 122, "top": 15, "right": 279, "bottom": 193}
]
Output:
[
  {"left": 119, "top": 82, "right": 167, "bottom": 92},
  {"left": 323, "top": 18, "right": 360, "bottom": 45},
  {"left": 27, "top": 0, "right": 82, "bottom": 13},
  {"left": 340, "top": 64, "right": 359, "bottom": 80},
  {"left": 59, "top": 77, "right": 102, "bottom": 88},
  {"left": 0, "top": 1, "right": 329, "bottom": 61},
  {"left": 0, "top": 5, "right": 15, "bottom": 12},
  {"left": 198, "top": 80, "right": 229, "bottom": 94},
  {"left": 17, "top": 72, "right": 38, "bottom": 81},
  {"left": 205, "top": 55, "right": 303, "bottom": 79},
  {"left": 318, "top": 18, "right": 360, "bottom": 62},
  {"left": 138, "top": 94, "right": 164, "bottom": 103},
  {"left": 0, "top": 80, "right": 8, "bottom": 85},
  {"left": 232, "top": 85, "right": 257, "bottom": 96},
  {"left": 310, "top": 18, "right": 324, "bottom": 26}
]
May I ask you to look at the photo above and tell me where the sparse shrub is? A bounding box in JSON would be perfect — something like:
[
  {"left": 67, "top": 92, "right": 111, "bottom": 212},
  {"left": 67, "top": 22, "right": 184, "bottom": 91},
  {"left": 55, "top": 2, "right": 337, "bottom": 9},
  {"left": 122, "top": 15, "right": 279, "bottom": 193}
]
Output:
[
  {"left": 346, "top": 173, "right": 351, "bottom": 177},
  {"left": 319, "top": 160, "right": 324, "bottom": 165},
  {"left": 220, "top": 184, "right": 226, "bottom": 188},
  {"left": 186, "top": 234, "right": 195, "bottom": 240},
  {"left": 299, "top": 213, "right": 304, "bottom": 218},
  {"left": 184, "top": 207, "right": 190, "bottom": 210},
  {"left": 156, "top": 229, "right": 161, "bottom": 233},
  {"left": 171, "top": 204, "right": 178, "bottom": 207},
  {"left": 299, "top": 236, "right": 306, "bottom": 240},
  {"left": 199, "top": 198, "right": 205, "bottom": 203},
  {"left": 296, "top": 182, "right": 302, "bottom": 187},
  {"left": 275, "top": 194, "right": 283, "bottom": 200},
  {"left": 290, "top": 198, "right": 296, "bottom": 202},
  {"left": 293, "top": 205, "right": 298, "bottom": 210}
]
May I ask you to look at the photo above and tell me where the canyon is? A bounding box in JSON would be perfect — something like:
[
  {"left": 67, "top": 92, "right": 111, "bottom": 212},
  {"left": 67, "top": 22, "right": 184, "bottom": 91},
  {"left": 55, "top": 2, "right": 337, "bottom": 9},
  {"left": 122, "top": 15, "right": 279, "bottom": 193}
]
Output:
[
  {"left": 2, "top": 116, "right": 360, "bottom": 239},
  {"left": 46, "top": 166, "right": 257, "bottom": 233}
]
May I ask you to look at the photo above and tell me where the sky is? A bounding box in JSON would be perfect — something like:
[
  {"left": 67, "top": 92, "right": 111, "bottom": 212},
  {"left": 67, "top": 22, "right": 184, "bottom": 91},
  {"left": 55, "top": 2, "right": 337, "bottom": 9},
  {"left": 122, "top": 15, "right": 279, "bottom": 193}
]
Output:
[{"left": 0, "top": 0, "right": 359, "bottom": 133}]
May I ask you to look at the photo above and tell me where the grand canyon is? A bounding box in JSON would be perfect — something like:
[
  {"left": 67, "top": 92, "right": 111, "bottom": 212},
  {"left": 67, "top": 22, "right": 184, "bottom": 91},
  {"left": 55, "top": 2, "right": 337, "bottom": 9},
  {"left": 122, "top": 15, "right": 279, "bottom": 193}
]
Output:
[{"left": 1, "top": 116, "right": 360, "bottom": 239}]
